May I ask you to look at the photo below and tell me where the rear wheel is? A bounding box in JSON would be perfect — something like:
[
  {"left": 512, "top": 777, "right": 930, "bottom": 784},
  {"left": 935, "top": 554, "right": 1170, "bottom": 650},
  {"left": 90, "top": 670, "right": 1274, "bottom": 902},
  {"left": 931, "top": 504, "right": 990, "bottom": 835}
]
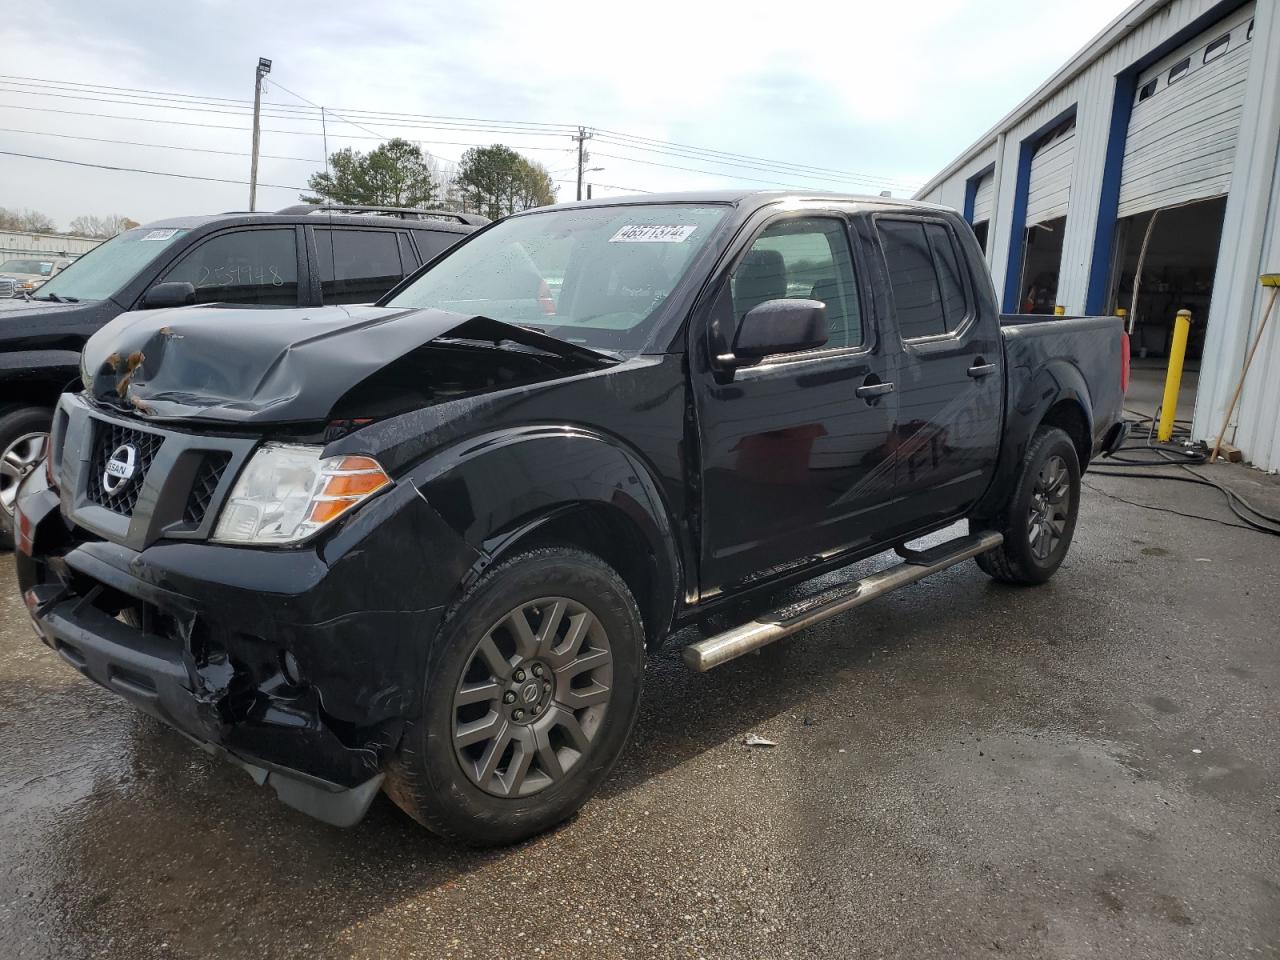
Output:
[
  {"left": 0, "top": 406, "right": 52, "bottom": 550},
  {"left": 386, "top": 547, "right": 645, "bottom": 845},
  {"left": 975, "top": 426, "right": 1080, "bottom": 585}
]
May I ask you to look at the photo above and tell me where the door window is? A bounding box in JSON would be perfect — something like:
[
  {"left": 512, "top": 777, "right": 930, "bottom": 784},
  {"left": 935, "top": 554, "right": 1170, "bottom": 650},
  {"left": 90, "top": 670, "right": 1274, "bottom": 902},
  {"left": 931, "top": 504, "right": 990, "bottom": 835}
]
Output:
[
  {"left": 315, "top": 229, "right": 405, "bottom": 304},
  {"left": 731, "top": 217, "right": 863, "bottom": 350},
  {"left": 160, "top": 229, "right": 299, "bottom": 305},
  {"left": 877, "top": 219, "right": 970, "bottom": 340}
]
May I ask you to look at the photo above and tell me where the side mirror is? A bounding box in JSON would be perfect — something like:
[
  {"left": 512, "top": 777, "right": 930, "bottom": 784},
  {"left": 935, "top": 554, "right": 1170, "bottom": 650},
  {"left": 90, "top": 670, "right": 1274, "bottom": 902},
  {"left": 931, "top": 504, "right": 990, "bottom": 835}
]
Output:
[
  {"left": 728, "top": 298, "right": 828, "bottom": 363},
  {"left": 142, "top": 281, "right": 196, "bottom": 309}
]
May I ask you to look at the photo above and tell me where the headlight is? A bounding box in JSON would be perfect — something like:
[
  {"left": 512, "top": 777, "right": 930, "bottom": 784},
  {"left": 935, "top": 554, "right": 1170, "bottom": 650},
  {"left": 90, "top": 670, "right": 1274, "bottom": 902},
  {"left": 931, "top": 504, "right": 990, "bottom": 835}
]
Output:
[{"left": 211, "top": 443, "right": 390, "bottom": 545}]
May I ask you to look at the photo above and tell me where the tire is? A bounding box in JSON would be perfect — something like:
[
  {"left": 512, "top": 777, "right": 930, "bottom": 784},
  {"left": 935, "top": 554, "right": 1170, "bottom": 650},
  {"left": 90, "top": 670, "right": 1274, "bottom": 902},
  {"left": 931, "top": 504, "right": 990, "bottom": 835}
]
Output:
[
  {"left": 974, "top": 426, "right": 1080, "bottom": 586},
  {"left": 0, "top": 406, "right": 53, "bottom": 551},
  {"left": 385, "top": 547, "right": 645, "bottom": 846}
]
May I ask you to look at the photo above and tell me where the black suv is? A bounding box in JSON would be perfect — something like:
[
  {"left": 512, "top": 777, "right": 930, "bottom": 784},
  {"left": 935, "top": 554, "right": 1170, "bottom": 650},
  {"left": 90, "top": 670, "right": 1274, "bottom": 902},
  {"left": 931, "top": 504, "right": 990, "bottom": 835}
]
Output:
[{"left": 0, "top": 204, "right": 485, "bottom": 546}]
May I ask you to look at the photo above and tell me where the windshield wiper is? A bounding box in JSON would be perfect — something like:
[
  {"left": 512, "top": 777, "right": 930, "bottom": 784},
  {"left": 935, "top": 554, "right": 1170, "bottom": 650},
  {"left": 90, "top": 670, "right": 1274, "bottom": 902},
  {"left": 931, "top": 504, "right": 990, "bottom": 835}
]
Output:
[{"left": 33, "top": 293, "right": 78, "bottom": 303}]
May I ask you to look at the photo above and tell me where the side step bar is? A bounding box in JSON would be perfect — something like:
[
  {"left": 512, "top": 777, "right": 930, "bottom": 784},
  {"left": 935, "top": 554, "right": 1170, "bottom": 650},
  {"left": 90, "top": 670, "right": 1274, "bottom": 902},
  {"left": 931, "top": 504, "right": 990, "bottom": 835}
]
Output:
[{"left": 683, "top": 531, "right": 1003, "bottom": 672}]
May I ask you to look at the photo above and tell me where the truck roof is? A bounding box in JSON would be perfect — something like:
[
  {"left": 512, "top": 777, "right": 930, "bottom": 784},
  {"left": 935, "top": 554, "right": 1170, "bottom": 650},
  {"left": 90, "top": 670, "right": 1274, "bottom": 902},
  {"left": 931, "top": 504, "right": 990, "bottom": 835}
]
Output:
[
  {"left": 524, "top": 189, "right": 953, "bottom": 216},
  {"left": 137, "top": 210, "right": 477, "bottom": 234}
]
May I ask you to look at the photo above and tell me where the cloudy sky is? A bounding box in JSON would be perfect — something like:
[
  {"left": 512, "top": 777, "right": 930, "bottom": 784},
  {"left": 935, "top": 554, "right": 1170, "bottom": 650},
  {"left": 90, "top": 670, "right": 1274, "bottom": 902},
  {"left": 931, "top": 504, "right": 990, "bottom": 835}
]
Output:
[{"left": 2, "top": 0, "right": 1131, "bottom": 230}]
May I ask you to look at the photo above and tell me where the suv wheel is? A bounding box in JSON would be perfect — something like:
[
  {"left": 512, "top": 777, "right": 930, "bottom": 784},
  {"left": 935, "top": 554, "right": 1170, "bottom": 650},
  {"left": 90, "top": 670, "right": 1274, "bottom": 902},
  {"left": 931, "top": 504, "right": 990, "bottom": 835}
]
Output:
[
  {"left": 974, "top": 426, "right": 1080, "bottom": 585},
  {"left": 0, "top": 407, "right": 52, "bottom": 550},
  {"left": 385, "top": 547, "right": 645, "bottom": 845}
]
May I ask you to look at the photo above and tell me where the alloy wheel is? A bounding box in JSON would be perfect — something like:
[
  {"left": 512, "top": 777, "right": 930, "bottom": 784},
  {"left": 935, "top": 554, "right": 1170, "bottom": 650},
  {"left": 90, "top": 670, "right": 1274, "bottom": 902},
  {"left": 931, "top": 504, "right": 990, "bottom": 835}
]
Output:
[
  {"left": 0, "top": 432, "right": 48, "bottom": 516},
  {"left": 452, "top": 597, "right": 614, "bottom": 798},
  {"left": 1027, "top": 453, "right": 1071, "bottom": 562}
]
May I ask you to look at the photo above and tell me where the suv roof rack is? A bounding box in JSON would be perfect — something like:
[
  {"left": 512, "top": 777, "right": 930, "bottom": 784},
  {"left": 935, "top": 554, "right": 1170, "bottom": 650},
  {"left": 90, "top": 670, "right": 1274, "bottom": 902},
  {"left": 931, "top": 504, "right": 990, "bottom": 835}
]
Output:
[{"left": 274, "top": 204, "right": 490, "bottom": 226}]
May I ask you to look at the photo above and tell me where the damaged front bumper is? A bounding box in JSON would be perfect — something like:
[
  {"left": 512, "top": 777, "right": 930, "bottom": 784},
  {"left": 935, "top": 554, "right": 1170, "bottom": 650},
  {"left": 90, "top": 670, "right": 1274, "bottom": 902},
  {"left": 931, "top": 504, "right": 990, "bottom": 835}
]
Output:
[{"left": 16, "top": 468, "right": 473, "bottom": 827}]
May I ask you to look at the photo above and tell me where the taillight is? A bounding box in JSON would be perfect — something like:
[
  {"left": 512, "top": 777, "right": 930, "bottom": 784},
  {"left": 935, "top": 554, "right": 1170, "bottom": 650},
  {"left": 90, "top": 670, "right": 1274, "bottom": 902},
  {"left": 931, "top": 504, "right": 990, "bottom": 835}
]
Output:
[{"left": 1120, "top": 332, "right": 1131, "bottom": 394}]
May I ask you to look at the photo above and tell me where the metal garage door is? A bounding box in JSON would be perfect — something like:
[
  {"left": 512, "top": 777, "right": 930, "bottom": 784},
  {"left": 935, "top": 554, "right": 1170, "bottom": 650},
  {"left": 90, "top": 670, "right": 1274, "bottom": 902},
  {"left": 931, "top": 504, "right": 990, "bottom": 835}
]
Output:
[
  {"left": 1025, "top": 118, "right": 1076, "bottom": 225},
  {"left": 972, "top": 172, "right": 994, "bottom": 224},
  {"left": 1118, "top": 6, "right": 1254, "bottom": 219}
]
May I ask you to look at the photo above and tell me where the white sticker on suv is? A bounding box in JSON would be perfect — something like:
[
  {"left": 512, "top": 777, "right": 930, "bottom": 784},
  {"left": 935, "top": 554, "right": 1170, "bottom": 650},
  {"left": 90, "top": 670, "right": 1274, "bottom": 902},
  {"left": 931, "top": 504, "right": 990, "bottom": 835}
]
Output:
[{"left": 609, "top": 225, "right": 698, "bottom": 243}]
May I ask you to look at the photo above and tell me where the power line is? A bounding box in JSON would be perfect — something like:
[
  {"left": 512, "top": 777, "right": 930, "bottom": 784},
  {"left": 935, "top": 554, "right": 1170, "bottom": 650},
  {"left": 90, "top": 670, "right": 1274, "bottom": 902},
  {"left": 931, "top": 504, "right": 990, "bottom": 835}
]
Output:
[
  {"left": 0, "top": 83, "right": 578, "bottom": 140},
  {"left": 592, "top": 127, "right": 921, "bottom": 188},
  {"left": 592, "top": 134, "right": 912, "bottom": 190},
  {"left": 1, "top": 73, "right": 915, "bottom": 190},
  {"left": 0, "top": 149, "right": 307, "bottom": 190},
  {"left": 0, "top": 74, "right": 580, "bottom": 133},
  {"left": 0, "top": 126, "right": 318, "bottom": 161},
  {"left": 0, "top": 102, "right": 576, "bottom": 149},
  {"left": 590, "top": 150, "right": 888, "bottom": 193}
]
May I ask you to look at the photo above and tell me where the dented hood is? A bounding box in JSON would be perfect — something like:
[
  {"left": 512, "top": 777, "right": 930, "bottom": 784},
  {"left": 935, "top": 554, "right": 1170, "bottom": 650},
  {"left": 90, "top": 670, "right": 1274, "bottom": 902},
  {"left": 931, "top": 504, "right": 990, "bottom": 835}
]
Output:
[{"left": 81, "top": 303, "right": 614, "bottom": 424}]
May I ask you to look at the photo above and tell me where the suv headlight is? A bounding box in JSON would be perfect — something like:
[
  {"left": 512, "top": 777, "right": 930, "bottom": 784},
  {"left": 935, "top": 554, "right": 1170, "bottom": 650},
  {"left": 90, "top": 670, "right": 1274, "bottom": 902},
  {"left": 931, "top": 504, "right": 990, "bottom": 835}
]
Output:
[{"left": 211, "top": 443, "right": 390, "bottom": 545}]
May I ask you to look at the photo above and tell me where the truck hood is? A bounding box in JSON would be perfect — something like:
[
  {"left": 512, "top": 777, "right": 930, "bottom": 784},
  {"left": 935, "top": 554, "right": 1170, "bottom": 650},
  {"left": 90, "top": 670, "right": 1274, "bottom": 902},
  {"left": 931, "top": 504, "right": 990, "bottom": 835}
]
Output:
[
  {"left": 81, "top": 303, "right": 616, "bottom": 425},
  {"left": 0, "top": 297, "right": 86, "bottom": 317}
]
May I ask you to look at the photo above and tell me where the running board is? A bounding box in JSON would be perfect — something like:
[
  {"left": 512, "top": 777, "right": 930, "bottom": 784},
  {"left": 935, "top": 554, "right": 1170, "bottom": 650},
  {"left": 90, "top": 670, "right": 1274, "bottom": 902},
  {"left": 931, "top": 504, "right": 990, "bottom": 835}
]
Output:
[{"left": 683, "top": 531, "right": 1003, "bottom": 672}]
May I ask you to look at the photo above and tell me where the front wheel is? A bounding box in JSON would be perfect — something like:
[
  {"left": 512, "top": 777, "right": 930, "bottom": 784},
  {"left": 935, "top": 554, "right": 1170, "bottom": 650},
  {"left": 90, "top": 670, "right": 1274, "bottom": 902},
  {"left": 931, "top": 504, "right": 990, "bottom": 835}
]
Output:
[
  {"left": 385, "top": 547, "right": 645, "bottom": 845},
  {"left": 975, "top": 426, "right": 1080, "bottom": 585},
  {"left": 0, "top": 406, "right": 53, "bottom": 550}
]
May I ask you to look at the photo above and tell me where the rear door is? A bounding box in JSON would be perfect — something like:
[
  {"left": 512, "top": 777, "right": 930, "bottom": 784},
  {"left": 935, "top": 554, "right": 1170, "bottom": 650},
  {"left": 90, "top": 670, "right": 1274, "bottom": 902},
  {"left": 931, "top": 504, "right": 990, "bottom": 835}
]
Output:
[
  {"left": 873, "top": 216, "right": 1002, "bottom": 530},
  {"left": 313, "top": 227, "right": 410, "bottom": 304},
  {"left": 694, "top": 210, "right": 899, "bottom": 595}
]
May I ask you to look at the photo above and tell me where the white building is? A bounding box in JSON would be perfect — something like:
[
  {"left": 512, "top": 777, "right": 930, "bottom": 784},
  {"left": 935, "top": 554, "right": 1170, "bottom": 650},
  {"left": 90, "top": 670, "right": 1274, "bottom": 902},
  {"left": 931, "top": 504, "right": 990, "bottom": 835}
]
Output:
[
  {"left": 0, "top": 231, "right": 101, "bottom": 263},
  {"left": 915, "top": 0, "right": 1280, "bottom": 471}
]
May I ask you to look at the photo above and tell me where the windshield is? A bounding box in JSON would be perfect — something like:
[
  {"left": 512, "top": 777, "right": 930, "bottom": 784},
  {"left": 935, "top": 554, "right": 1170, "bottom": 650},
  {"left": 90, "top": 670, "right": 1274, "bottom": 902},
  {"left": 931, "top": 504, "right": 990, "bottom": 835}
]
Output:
[
  {"left": 35, "top": 227, "right": 188, "bottom": 301},
  {"left": 0, "top": 259, "right": 55, "bottom": 276},
  {"left": 386, "top": 204, "right": 729, "bottom": 353}
]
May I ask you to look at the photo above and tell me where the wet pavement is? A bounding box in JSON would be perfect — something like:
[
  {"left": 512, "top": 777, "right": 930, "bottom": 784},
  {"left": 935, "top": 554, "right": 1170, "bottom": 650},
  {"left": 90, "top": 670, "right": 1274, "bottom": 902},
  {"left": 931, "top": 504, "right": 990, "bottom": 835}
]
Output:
[{"left": 2, "top": 464, "right": 1278, "bottom": 959}]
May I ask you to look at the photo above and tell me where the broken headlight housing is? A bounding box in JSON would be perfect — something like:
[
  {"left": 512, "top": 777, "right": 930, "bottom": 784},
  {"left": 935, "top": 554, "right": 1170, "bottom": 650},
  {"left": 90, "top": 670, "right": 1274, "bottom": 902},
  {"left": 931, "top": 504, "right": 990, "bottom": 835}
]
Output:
[{"left": 211, "top": 443, "right": 390, "bottom": 546}]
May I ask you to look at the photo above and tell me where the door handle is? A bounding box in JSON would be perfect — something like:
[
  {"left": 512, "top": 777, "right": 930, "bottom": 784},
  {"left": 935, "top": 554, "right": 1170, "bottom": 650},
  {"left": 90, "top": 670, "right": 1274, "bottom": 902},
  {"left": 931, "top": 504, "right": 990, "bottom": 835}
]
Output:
[
  {"left": 855, "top": 381, "right": 895, "bottom": 399},
  {"left": 967, "top": 362, "right": 997, "bottom": 378}
]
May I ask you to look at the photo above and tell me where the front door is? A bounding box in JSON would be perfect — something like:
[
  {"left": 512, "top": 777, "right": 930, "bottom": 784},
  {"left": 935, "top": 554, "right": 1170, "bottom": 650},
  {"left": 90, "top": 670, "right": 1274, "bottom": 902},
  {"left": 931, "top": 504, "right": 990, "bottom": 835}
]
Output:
[
  {"left": 694, "top": 213, "right": 899, "bottom": 596},
  {"left": 874, "top": 216, "right": 1002, "bottom": 531}
]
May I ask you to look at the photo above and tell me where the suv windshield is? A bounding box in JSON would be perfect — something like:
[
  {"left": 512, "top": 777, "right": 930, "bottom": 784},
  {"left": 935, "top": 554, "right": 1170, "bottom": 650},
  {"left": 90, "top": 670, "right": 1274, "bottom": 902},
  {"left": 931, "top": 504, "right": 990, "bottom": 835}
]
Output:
[
  {"left": 35, "top": 227, "right": 188, "bottom": 301},
  {"left": 0, "top": 259, "right": 55, "bottom": 275},
  {"left": 386, "top": 204, "right": 728, "bottom": 353}
]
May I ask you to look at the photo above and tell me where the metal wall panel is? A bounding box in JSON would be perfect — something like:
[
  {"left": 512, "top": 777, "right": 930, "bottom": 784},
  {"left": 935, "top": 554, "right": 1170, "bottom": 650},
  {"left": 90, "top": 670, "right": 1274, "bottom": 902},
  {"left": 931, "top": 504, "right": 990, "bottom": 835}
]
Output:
[
  {"left": 1118, "top": 10, "right": 1254, "bottom": 217},
  {"left": 1026, "top": 121, "right": 1078, "bottom": 224},
  {"left": 917, "top": 0, "right": 1243, "bottom": 316},
  {"left": 972, "top": 172, "right": 995, "bottom": 223}
]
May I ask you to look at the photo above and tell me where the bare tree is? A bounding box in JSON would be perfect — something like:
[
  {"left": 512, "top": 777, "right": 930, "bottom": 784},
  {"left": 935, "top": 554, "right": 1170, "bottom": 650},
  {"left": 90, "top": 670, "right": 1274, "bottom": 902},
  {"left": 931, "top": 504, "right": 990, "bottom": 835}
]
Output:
[
  {"left": 68, "top": 214, "right": 140, "bottom": 239},
  {"left": 0, "top": 207, "right": 56, "bottom": 233}
]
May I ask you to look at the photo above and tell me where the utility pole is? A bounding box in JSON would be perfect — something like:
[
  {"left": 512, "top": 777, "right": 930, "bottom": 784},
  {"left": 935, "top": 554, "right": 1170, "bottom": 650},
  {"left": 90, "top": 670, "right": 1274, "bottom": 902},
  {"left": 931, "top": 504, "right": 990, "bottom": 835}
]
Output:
[
  {"left": 249, "top": 57, "right": 272, "bottom": 211},
  {"left": 573, "top": 126, "right": 593, "bottom": 201}
]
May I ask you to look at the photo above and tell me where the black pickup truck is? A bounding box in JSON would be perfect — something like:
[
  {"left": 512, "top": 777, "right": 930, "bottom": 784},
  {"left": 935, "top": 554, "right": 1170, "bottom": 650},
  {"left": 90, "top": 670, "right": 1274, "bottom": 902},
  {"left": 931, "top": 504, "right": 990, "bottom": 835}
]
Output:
[
  {"left": 15, "top": 191, "right": 1128, "bottom": 845},
  {"left": 0, "top": 205, "right": 483, "bottom": 547}
]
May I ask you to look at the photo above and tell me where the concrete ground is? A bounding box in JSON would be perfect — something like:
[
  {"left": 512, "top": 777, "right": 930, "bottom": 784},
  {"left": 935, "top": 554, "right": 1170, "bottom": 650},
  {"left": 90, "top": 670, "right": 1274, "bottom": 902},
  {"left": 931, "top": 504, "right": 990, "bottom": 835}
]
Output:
[{"left": 2, "top": 442, "right": 1278, "bottom": 958}]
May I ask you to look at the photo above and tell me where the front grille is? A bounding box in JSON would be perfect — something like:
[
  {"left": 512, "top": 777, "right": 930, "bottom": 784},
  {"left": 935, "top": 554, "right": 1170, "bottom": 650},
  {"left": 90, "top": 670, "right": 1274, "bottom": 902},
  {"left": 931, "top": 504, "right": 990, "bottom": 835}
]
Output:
[
  {"left": 0, "top": 278, "right": 15, "bottom": 298},
  {"left": 184, "top": 452, "right": 232, "bottom": 525},
  {"left": 85, "top": 421, "right": 164, "bottom": 516}
]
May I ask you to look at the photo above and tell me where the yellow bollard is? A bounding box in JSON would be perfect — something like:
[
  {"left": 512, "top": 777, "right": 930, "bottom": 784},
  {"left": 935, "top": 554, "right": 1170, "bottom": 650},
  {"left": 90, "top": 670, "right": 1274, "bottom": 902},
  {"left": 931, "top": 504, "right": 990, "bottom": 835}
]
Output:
[
  {"left": 1115, "top": 306, "right": 1128, "bottom": 333},
  {"left": 1054, "top": 305, "right": 1065, "bottom": 316},
  {"left": 1157, "top": 309, "right": 1192, "bottom": 442}
]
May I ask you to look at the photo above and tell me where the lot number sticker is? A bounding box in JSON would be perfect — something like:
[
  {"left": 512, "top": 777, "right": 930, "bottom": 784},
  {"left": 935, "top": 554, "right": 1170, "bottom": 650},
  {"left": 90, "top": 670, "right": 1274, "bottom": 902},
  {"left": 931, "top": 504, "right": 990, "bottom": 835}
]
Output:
[
  {"left": 141, "top": 229, "right": 180, "bottom": 241},
  {"left": 609, "top": 224, "right": 698, "bottom": 243}
]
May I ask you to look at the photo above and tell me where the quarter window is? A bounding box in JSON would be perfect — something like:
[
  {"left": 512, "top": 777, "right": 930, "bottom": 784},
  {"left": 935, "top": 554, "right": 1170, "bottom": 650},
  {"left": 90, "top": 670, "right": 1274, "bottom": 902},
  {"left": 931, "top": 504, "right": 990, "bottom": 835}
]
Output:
[
  {"left": 161, "top": 229, "right": 299, "bottom": 306},
  {"left": 877, "top": 220, "right": 970, "bottom": 341},
  {"left": 315, "top": 229, "right": 405, "bottom": 304},
  {"left": 731, "top": 217, "right": 863, "bottom": 351}
]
